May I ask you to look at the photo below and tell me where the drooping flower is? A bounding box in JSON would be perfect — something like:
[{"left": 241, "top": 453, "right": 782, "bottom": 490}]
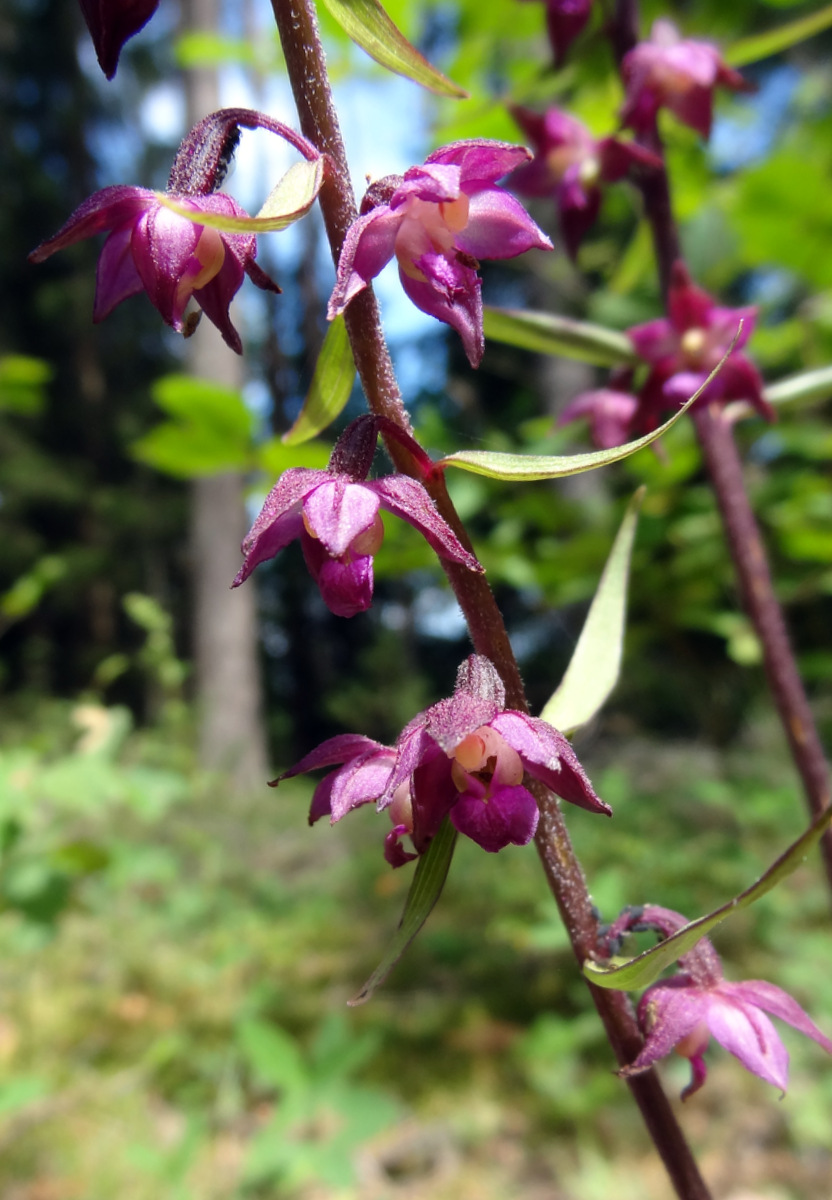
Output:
[
  {"left": 559, "top": 261, "right": 772, "bottom": 447},
  {"left": 78, "top": 0, "right": 160, "bottom": 79},
  {"left": 328, "top": 140, "right": 553, "bottom": 367},
  {"left": 234, "top": 416, "right": 482, "bottom": 618},
  {"left": 517, "top": 0, "right": 594, "bottom": 65},
  {"left": 509, "top": 107, "right": 661, "bottom": 257},
  {"left": 606, "top": 905, "right": 832, "bottom": 1098},
  {"left": 29, "top": 187, "right": 279, "bottom": 354},
  {"left": 276, "top": 655, "right": 611, "bottom": 866},
  {"left": 621, "top": 19, "right": 751, "bottom": 140}
]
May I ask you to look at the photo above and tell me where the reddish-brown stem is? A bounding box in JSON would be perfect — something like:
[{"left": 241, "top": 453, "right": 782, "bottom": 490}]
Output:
[
  {"left": 270, "top": 2, "right": 712, "bottom": 1196},
  {"left": 610, "top": 0, "right": 832, "bottom": 893}
]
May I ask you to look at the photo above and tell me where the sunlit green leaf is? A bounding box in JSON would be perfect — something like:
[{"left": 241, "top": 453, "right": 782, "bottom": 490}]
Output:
[
  {"left": 174, "top": 30, "right": 258, "bottom": 68},
  {"left": 318, "top": 0, "right": 467, "bottom": 97},
  {"left": 156, "top": 157, "right": 324, "bottom": 234},
  {"left": 541, "top": 488, "right": 644, "bottom": 735},
  {"left": 0, "top": 355, "right": 52, "bottom": 414},
  {"left": 348, "top": 818, "right": 457, "bottom": 1006},
  {"left": 584, "top": 807, "right": 832, "bottom": 991},
  {"left": 283, "top": 316, "right": 356, "bottom": 446},
  {"left": 256, "top": 437, "right": 331, "bottom": 477},
  {"left": 130, "top": 375, "right": 255, "bottom": 478},
  {"left": 483, "top": 307, "right": 638, "bottom": 367},
  {"left": 725, "top": 2, "right": 832, "bottom": 67}
]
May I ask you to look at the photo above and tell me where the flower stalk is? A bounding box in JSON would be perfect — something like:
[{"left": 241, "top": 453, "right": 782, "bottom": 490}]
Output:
[
  {"left": 610, "top": 0, "right": 832, "bottom": 897},
  {"left": 270, "top": 1, "right": 712, "bottom": 1196}
]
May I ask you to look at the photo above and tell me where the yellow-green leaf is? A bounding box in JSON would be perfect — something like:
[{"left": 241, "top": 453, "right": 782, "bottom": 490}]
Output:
[
  {"left": 318, "top": 0, "right": 467, "bottom": 98},
  {"left": 156, "top": 157, "right": 324, "bottom": 234},
  {"left": 484, "top": 307, "right": 638, "bottom": 367},
  {"left": 541, "top": 488, "right": 644, "bottom": 735},
  {"left": 584, "top": 808, "right": 832, "bottom": 992},
  {"left": 283, "top": 316, "right": 356, "bottom": 447},
  {"left": 725, "top": 2, "right": 832, "bottom": 68},
  {"left": 348, "top": 818, "right": 457, "bottom": 1006}
]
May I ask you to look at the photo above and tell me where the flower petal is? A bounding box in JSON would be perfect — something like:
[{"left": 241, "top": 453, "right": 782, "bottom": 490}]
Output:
[
  {"left": 623, "top": 978, "right": 707, "bottom": 1075},
  {"left": 451, "top": 782, "right": 539, "bottom": 850},
  {"left": 426, "top": 140, "right": 532, "bottom": 189},
  {"left": 721, "top": 981, "right": 832, "bottom": 1056},
  {"left": 28, "top": 186, "right": 156, "bottom": 262},
  {"left": 303, "top": 540, "right": 375, "bottom": 617},
  {"left": 489, "top": 711, "right": 611, "bottom": 814},
  {"left": 93, "top": 227, "right": 144, "bottom": 321},
  {"left": 372, "top": 476, "right": 482, "bottom": 571},
  {"left": 303, "top": 478, "right": 380, "bottom": 557},
  {"left": 399, "top": 254, "right": 484, "bottom": 367},
  {"left": 234, "top": 469, "right": 330, "bottom": 586},
  {"left": 327, "top": 207, "right": 402, "bottom": 318},
  {"left": 456, "top": 188, "right": 553, "bottom": 260},
  {"left": 704, "top": 993, "right": 790, "bottom": 1092}
]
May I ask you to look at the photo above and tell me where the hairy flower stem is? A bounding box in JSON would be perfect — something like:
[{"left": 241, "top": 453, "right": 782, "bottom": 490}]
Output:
[
  {"left": 610, "top": 0, "right": 832, "bottom": 895},
  {"left": 271, "top": 2, "right": 711, "bottom": 1196}
]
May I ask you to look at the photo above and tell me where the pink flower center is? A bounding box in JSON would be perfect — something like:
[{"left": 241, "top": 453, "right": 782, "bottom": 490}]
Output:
[
  {"left": 389, "top": 780, "right": 413, "bottom": 831},
  {"left": 394, "top": 195, "right": 470, "bottom": 282},
  {"left": 450, "top": 725, "right": 524, "bottom": 796},
  {"left": 302, "top": 509, "right": 384, "bottom": 561}
]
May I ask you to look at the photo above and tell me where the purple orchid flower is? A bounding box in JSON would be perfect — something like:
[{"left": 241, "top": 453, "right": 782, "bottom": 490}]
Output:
[
  {"left": 276, "top": 655, "right": 611, "bottom": 866},
  {"left": 517, "top": 0, "right": 594, "bottom": 65},
  {"left": 607, "top": 906, "right": 832, "bottom": 1098},
  {"left": 509, "top": 107, "right": 661, "bottom": 258},
  {"left": 558, "top": 388, "right": 640, "bottom": 449},
  {"left": 78, "top": 0, "right": 159, "bottom": 79},
  {"left": 328, "top": 140, "right": 553, "bottom": 368},
  {"left": 621, "top": 19, "right": 751, "bottom": 140},
  {"left": 560, "top": 261, "right": 772, "bottom": 448},
  {"left": 233, "top": 416, "right": 482, "bottom": 618},
  {"left": 29, "top": 187, "right": 279, "bottom": 354}
]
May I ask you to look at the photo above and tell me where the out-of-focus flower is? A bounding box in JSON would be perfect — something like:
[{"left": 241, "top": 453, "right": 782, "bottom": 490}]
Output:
[
  {"left": 558, "top": 388, "right": 640, "bottom": 449},
  {"left": 509, "top": 107, "right": 660, "bottom": 257},
  {"left": 628, "top": 261, "right": 772, "bottom": 425},
  {"left": 234, "top": 416, "right": 482, "bottom": 618},
  {"left": 606, "top": 906, "right": 832, "bottom": 1098},
  {"left": 328, "top": 140, "right": 552, "bottom": 367},
  {"left": 560, "top": 261, "right": 772, "bottom": 447},
  {"left": 78, "top": 0, "right": 160, "bottom": 79},
  {"left": 518, "top": 0, "right": 594, "bottom": 65},
  {"left": 29, "top": 187, "right": 278, "bottom": 354},
  {"left": 277, "top": 655, "right": 611, "bottom": 866},
  {"left": 621, "top": 19, "right": 751, "bottom": 139}
]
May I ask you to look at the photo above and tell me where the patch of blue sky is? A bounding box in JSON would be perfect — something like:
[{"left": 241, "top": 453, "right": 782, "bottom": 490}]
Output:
[{"left": 709, "top": 64, "right": 800, "bottom": 174}]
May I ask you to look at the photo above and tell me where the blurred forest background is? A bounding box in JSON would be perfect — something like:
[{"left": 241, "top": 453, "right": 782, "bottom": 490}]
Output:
[{"left": 1, "top": 0, "right": 832, "bottom": 1196}]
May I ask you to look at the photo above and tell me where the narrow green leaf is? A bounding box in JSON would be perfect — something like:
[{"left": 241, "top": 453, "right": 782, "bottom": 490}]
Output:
[
  {"left": 483, "top": 307, "right": 638, "bottom": 367},
  {"left": 155, "top": 158, "right": 324, "bottom": 234},
  {"left": 438, "top": 380, "right": 702, "bottom": 480},
  {"left": 283, "top": 316, "right": 356, "bottom": 447},
  {"left": 764, "top": 364, "right": 832, "bottom": 408},
  {"left": 725, "top": 2, "right": 832, "bottom": 68},
  {"left": 317, "top": 0, "right": 467, "bottom": 98},
  {"left": 348, "top": 818, "right": 457, "bottom": 1006},
  {"left": 540, "top": 488, "right": 644, "bottom": 735},
  {"left": 584, "top": 807, "right": 832, "bottom": 992}
]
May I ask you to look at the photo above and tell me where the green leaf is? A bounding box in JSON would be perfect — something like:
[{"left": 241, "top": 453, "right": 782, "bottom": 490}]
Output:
[
  {"left": 483, "top": 307, "right": 638, "bottom": 367},
  {"left": 174, "top": 30, "right": 258, "bottom": 67},
  {"left": 156, "top": 157, "right": 324, "bottom": 234},
  {"left": 438, "top": 381, "right": 704, "bottom": 480},
  {"left": 540, "top": 488, "right": 644, "bottom": 734},
  {"left": 256, "top": 437, "right": 331, "bottom": 477},
  {"left": 764, "top": 364, "right": 832, "bottom": 408},
  {"left": 584, "top": 807, "right": 832, "bottom": 992},
  {"left": 0, "top": 355, "right": 52, "bottom": 414},
  {"left": 131, "top": 376, "right": 255, "bottom": 478},
  {"left": 317, "top": 0, "right": 467, "bottom": 97},
  {"left": 725, "top": 2, "right": 832, "bottom": 67},
  {"left": 348, "top": 817, "right": 457, "bottom": 1006},
  {"left": 283, "top": 316, "right": 356, "bottom": 446}
]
